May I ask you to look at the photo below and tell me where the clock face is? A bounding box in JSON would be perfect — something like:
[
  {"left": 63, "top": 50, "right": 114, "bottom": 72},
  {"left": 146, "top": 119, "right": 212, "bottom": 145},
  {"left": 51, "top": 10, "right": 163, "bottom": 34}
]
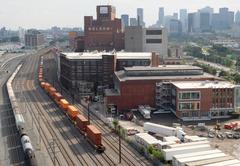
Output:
[{"left": 100, "top": 7, "right": 108, "bottom": 14}]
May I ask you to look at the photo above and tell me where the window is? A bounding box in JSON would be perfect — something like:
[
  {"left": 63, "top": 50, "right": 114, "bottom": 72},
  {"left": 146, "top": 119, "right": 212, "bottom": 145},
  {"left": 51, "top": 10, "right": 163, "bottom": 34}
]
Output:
[
  {"left": 179, "top": 102, "right": 200, "bottom": 111},
  {"left": 146, "top": 39, "right": 162, "bottom": 44},
  {"left": 146, "top": 30, "right": 162, "bottom": 35},
  {"left": 179, "top": 91, "right": 200, "bottom": 100}
]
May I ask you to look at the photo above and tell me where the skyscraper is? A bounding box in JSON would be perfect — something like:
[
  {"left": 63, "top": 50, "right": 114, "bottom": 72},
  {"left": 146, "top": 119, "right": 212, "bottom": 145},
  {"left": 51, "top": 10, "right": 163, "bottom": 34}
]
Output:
[
  {"left": 137, "top": 8, "right": 145, "bottom": 27},
  {"left": 200, "top": 13, "right": 211, "bottom": 32},
  {"left": 235, "top": 11, "right": 240, "bottom": 25},
  {"left": 158, "top": 7, "right": 164, "bottom": 26},
  {"left": 130, "top": 18, "right": 138, "bottom": 26},
  {"left": 173, "top": 13, "right": 178, "bottom": 20},
  {"left": 180, "top": 9, "right": 188, "bottom": 33},
  {"left": 121, "top": 14, "right": 129, "bottom": 27}
]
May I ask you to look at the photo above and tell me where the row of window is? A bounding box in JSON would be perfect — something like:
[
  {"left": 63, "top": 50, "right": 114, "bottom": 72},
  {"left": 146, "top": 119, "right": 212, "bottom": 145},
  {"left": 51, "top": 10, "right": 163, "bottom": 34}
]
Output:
[
  {"left": 179, "top": 102, "right": 200, "bottom": 111},
  {"left": 146, "top": 39, "right": 162, "bottom": 44},
  {"left": 88, "top": 27, "right": 111, "bottom": 31},
  {"left": 146, "top": 30, "right": 162, "bottom": 35},
  {"left": 178, "top": 91, "right": 200, "bottom": 100}
]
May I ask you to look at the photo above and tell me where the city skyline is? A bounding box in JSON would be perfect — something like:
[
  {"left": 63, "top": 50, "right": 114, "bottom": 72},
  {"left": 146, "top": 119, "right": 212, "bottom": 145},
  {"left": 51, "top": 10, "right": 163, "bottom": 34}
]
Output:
[{"left": 0, "top": 0, "right": 240, "bottom": 29}]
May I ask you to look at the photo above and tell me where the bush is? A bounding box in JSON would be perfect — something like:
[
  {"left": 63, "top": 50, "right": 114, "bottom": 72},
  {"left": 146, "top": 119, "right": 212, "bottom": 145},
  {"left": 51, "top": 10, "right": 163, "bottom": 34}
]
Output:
[
  {"left": 152, "top": 149, "right": 164, "bottom": 161},
  {"left": 147, "top": 145, "right": 154, "bottom": 154}
]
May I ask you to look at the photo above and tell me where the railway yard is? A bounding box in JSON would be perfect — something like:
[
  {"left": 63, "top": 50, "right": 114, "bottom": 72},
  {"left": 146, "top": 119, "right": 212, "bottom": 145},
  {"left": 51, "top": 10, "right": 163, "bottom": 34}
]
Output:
[{"left": 4, "top": 47, "right": 152, "bottom": 166}]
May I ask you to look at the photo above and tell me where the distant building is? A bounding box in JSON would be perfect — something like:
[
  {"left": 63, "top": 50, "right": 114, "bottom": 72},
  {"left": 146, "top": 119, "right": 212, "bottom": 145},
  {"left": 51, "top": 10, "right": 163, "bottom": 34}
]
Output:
[
  {"left": 157, "top": 7, "right": 164, "bottom": 26},
  {"left": 130, "top": 18, "right": 138, "bottom": 26},
  {"left": 173, "top": 13, "right": 178, "bottom": 20},
  {"left": 18, "top": 27, "right": 25, "bottom": 44},
  {"left": 200, "top": 13, "right": 211, "bottom": 32},
  {"left": 121, "top": 14, "right": 129, "bottom": 27},
  {"left": 24, "top": 29, "right": 44, "bottom": 49},
  {"left": 180, "top": 9, "right": 188, "bottom": 33},
  {"left": 68, "top": 31, "right": 78, "bottom": 50},
  {"left": 169, "top": 19, "right": 182, "bottom": 34},
  {"left": 137, "top": 8, "right": 145, "bottom": 27},
  {"left": 84, "top": 5, "right": 124, "bottom": 51},
  {"left": 124, "top": 26, "right": 168, "bottom": 57},
  {"left": 212, "top": 8, "right": 234, "bottom": 30},
  {"left": 235, "top": 11, "right": 240, "bottom": 25}
]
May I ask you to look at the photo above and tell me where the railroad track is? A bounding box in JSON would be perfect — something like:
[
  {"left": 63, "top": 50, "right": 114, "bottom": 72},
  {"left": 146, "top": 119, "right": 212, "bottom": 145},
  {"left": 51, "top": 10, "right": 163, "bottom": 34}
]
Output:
[
  {"left": 42, "top": 52, "right": 152, "bottom": 166},
  {"left": 13, "top": 49, "right": 116, "bottom": 166}
]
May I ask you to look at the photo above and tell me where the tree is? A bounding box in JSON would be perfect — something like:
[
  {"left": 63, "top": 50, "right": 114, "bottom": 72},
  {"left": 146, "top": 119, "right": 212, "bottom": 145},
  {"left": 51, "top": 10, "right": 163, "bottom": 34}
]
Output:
[{"left": 112, "top": 119, "right": 119, "bottom": 132}]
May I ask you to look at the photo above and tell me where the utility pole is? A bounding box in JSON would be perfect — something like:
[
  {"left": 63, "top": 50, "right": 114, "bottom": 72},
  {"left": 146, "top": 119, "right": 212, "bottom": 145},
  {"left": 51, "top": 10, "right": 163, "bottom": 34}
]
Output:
[{"left": 118, "top": 125, "right": 122, "bottom": 164}]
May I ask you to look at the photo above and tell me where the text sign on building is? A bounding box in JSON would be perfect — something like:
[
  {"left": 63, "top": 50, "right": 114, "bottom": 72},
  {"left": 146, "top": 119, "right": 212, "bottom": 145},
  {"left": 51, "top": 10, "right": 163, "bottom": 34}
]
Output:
[{"left": 100, "top": 7, "right": 108, "bottom": 14}]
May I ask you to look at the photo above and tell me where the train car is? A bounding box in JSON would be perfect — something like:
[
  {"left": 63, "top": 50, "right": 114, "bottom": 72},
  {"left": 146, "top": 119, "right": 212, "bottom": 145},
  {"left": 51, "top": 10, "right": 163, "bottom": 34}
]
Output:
[
  {"left": 59, "top": 99, "right": 69, "bottom": 112},
  {"left": 40, "top": 82, "right": 46, "bottom": 88},
  {"left": 15, "top": 113, "right": 25, "bottom": 132},
  {"left": 21, "top": 135, "right": 38, "bottom": 166},
  {"left": 67, "top": 105, "right": 79, "bottom": 121},
  {"left": 86, "top": 125, "right": 105, "bottom": 153},
  {"left": 76, "top": 114, "right": 89, "bottom": 134},
  {"left": 53, "top": 92, "right": 63, "bottom": 104},
  {"left": 43, "top": 83, "right": 51, "bottom": 92},
  {"left": 48, "top": 87, "right": 57, "bottom": 97}
]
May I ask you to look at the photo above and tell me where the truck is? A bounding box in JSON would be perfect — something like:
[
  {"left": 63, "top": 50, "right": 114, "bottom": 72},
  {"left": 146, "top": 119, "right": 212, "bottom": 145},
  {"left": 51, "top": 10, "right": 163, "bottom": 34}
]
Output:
[
  {"left": 138, "top": 105, "right": 151, "bottom": 119},
  {"left": 144, "top": 122, "right": 186, "bottom": 141},
  {"left": 162, "top": 144, "right": 212, "bottom": 161},
  {"left": 175, "top": 153, "right": 227, "bottom": 166}
]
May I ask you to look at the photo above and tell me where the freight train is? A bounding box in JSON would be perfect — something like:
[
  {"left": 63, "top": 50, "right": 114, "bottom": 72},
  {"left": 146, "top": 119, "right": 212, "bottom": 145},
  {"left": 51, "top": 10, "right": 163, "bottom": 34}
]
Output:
[
  {"left": 7, "top": 65, "right": 38, "bottom": 166},
  {"left": 39, "top": 56, "right": 105, "bottom": 153}
]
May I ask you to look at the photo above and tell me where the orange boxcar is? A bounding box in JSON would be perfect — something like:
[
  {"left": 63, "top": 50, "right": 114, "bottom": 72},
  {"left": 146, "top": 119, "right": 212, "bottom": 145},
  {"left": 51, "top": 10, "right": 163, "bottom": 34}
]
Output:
[
  {"left": 44, "top": 83, "right": 51, "bottom": 91},
  {"left": 67, "top": 105, "right": 79, "bottom": 121},
  {"left": 53, "top": 92, "right": 63, "bottom": 104},
  {"left": 76, "top": 114, "right": 89, "bottom": 133},
  {"left": 59, "top": 99, "right": 69, "bottom": 112},
  {"left": 40, "top": 82, "right": 46, "bottom": 88},
  {"left": 49, "top": 87, "right": 57, "bottom": 96},
  {"left": 86, "top": 125, "right": 102, "bottom": 147}
]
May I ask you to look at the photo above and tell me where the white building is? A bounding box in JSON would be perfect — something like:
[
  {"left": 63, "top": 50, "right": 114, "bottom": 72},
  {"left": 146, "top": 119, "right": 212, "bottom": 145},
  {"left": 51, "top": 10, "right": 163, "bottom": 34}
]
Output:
[{"left": 125, "top": 26, "right": 168, "bottom": 57}]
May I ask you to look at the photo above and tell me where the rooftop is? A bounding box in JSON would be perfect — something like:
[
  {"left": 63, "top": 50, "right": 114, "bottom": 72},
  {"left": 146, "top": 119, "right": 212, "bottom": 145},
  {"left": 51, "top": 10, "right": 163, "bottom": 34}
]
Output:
[
  {"left": 61, "top": 52, "right": 152, "bottom": 60},
  {"left": 124, "top": 65, "right": 201, "bottom": 71},
  {"left": 172, "top": 81, "right": 235, "bottom": 89}
]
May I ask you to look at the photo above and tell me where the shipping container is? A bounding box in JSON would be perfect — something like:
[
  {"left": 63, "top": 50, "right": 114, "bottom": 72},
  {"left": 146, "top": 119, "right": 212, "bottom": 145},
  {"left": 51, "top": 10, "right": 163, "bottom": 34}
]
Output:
[
  {"left": 59, "top": 99, "right": 69, "bottom": 112},
  {"left": 53, "top": 92, "right": 63, "bottom": 104},
  {"left": 175, "top": 153, "right": 227, "bottom": 166},
  {"left": 44, "top": 83, "right": 51, "bottom": 91},
  {"left": 186, "top": 156, "right": 234, "bottom": 166},
  {"left": 203, "top": 159, "right": 240, "bottom": 166},
  {"left": 49, "top": 87, "right": 57, "bottom": 97},
  {"left": 144, "top": 122, "right": 185, "bottom": 140},
  {"left": 173, "top": 149, "right": 222, "bottom": 166},
  {"left": 168, "top": 140, "right": 209, "bottom": 149},
  {"left": 162, "top": 144, "right": 212, "bottom": 161},
  {"left": 67, "top": 105, "right": 79, "bottom": 121},
  {"left": 86, "top": 125, "right": 105, "bottom": 152},
  {"left": 76, "top": 114, "right": 89, "bottom": 133}
]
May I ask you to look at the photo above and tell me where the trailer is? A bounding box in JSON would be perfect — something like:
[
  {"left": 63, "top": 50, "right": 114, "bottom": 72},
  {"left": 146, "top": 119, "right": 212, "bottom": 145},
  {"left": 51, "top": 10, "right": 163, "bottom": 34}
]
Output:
[
  {"left": 172, "top": 149, "right": 222, "bottom": 166},
  {"left": 138, "top": 105, "right": 151, "bottom": 119},
  {"left": 162, "top": 144, "right": 212, "bottom": 161},
  {"left": 163, "top": 136, "right": 180, "bottom": 143},
  {"left": 175, "top": 152, "right": 227, "bottom": 166},
  {"left": 186, "top": 156, "right": 234, "bottom": 166},
  {"left": 168, "top": 140, "right": 209, "bottom": 149},
  {"left": 143, "top": 122, "right": 185, "bottom": 140},
  {"left": 203, "top": 159, "right": 240, "bottom": 166},
  {"left": 135, "top": 133, "right": 162, "bottom": 149},
  {"left": 184, "top": 135, "right": 208, "bottom": 142}
]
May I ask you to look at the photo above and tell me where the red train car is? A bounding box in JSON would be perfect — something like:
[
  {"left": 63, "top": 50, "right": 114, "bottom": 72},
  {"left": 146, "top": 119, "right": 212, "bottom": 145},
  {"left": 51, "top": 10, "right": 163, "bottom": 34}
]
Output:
[{"left": 76, "top": 114, "right": 89, "bottom": 134}]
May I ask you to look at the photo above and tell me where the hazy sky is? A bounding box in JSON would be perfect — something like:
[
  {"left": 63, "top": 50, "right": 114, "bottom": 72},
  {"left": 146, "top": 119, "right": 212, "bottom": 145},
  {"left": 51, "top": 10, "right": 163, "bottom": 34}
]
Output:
[{"left": 0, "top": 0, "right": 239, "bottom": 29}]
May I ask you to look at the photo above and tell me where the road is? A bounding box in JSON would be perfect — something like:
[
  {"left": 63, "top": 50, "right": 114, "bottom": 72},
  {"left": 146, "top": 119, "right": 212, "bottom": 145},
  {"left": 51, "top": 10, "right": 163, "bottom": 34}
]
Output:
[{"left": 0, "top": 53, "right": 26, "bottom": 166}]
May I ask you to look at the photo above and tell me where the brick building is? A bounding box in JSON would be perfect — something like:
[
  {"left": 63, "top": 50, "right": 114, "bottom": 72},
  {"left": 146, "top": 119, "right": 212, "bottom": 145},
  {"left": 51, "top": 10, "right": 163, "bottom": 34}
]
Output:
[
  {"left": 25, "top": 29, "right": 44, "bottom": 49},
  {"left": 83, "top": 5, "right": 124, "bottom": 51},
  {"left": 59, "top": 52, "right": 158, "bottom": 97}
]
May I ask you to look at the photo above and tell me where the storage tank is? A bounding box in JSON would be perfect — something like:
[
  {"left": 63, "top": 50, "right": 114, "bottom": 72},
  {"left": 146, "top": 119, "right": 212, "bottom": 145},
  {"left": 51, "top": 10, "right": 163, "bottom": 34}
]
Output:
[
  {"left": 67, "top": 105, "right": 79, "bottom": 121},
  {"left": 76, "top": 114, "right": 89, "bottom": 133},
  {"left": 162, "top": 144, "right": 212, "bottom": 161},
  {"left": 172, "top": 149, "right": 222, "bottom": 166}
]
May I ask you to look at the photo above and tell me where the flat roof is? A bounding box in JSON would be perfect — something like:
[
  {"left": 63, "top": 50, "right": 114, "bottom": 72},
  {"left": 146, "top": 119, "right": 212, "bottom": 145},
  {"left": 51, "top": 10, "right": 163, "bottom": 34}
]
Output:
[
  {"left": 61, "top": 52, "right": 152, "bottom": 60},
  {"left": 172, "top": 81, "right": 235, "bottom": 89},
  {"left": 115, "top": 71, "right": 222, "bottom": 81},
  {"left": 124, "top": 65, "right": 202, "bottom": 71}
]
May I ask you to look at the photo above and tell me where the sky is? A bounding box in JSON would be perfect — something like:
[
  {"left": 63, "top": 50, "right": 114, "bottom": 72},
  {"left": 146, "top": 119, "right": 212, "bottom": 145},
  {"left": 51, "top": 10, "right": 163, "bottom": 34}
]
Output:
[{"left": 0, "top": 0, "right": 239, "bottom": 30}]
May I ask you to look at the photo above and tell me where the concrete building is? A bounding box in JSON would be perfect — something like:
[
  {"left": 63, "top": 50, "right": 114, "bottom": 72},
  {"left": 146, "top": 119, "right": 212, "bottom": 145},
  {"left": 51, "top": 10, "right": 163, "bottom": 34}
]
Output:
[
  {"left": 59, "top": 52, "right": 159, "bottom": 97},
  {"left": 212, "top": 8, "right": 234, "bottom": 30},
  {"left": 121, "top": 14, "right": 129, "bottom": 27},
  {"left": 200, "top": 12, "right": 211, "bottom": 32},
  {"left": 125, "top": 26, "right": 168, "bottom": 57},
  {"left": 130, "top": 18, "right": 138, "bottom": 26},
  {"left": 188, "top": 13, "right": 200, "bottom": 33},
  {"left": 84, "top": 5, "right": 124, "bottom": 51},
  {"left": 24, "top": 29, "right": 44, "bottom": 49},
  {"left": 137, "top": 8, "right": 145, "bottom": 27},
  {"left": 105, "top": 65, "right": 224, "bottom": 116},
  {"left": 180, "top": 9, "right": 188, "bottom": 33}
]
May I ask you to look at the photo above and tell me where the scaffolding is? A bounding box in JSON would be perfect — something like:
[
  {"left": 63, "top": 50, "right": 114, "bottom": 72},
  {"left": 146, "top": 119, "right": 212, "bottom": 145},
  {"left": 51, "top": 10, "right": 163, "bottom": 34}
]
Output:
[{"left": 156, "top": 82, "right": 172, "bottom": 109}]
